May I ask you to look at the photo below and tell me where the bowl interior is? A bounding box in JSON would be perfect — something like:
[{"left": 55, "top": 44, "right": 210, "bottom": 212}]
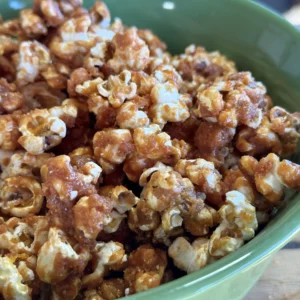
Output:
[{"left": 1, "top": 0, "right": 300, "bottom": 299}]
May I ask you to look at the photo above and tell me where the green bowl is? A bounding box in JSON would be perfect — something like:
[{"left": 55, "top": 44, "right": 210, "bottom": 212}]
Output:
[{"left": 2, "top": 0, "right": 300, "bottom": 299}]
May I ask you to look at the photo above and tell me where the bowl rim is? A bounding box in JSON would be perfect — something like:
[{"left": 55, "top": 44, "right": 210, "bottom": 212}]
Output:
[
  {"left": 2, "top": 0, "right": 300, "bottom": 299},
  {"left": 121, "top": 1, "right": 300, "bottom": 298}
]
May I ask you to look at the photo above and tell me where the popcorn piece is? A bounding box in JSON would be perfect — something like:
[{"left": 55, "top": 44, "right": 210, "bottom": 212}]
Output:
[
  {"left": 0, "top": 217, "right": 33, "bottom": 254},
  {"left": 88, "top": 96, "right": 117, "bottom": 129},
  {"left": 172, "top": 45, "right": 236, "bottom": 95},
  {"left": 67, "top": 67, "right": 91, "bottom": 97},
  {"left": 140, "top": 162, "right": 198, "bottom": 212},
  {"left": 254, "top": 153, "right": 300, "bottom": 204},
  {"left": 98, "top": 70, "right": 137, "bottom": 108},
  {"left": 0, "top": 78, "right": 24, "bottom": 114},
  {"left": 1, "top": 151, "right": 54, "bottom": 180},
  {"left": 49, "top": 14, "right": 93, "bottom": 61},
  {"left": 107, "top": 28, "right": 150, "bottom": 73},
  {"left": 36, "top": 227, "right": 87, "bottom": 283},
  {"left": 0, "top": 256, "right": 31, "bottom": 300},
  {"left": 128, "top": 200, "right": 160, "bottom": 232},
  {"left": 131, "top": 71, "right": 158, "bottom": 96},
  {"left": 52, "top": 277, "right": 81, "bottom": 300},
  {"left": 175, "top": 158, "right": 223, "bottom": 206},
  {"left": 124, "top": 245, "right": 167, "bottom": 294},
  {"left": 89, "top": 1, "right": 111, "bottom": 28},
  {"left": 116, "top": 101, "right": 150, "bottom": 129},
  {"left": 73, "top": 194, "right": 113, "bottom": 239},
  {"left": 123, "top": 153, "right": 155, "bottom": 183},
  {"left": 20, "top": 9, "right": 47, "bottom": 38},
  {"left": 133, "top": 124, "right": 182, "bottom": 164},
  {"left": 149, "top": 82, "right": 190, "bottom": 126},
  {"left": 18, "top": 109, "right": 66, "bottom": 155},
  {"left": 17, "top": 41, "right": 51, "bottom": 87},
  {"left": 0, "top": 176, "right": 43, "bottom": 217},
  {"left": 168, "top": 237, "right": 210, "bottom": 273},
  {"left": 0, "top": 35, "right": 19, "bottom": 56},
  {"left": 137, "top": 29, "right": 166, "bottom": 57},
  {"left": 93, "top": 129, "right": 134, "bottom": 173},
  {"left": 183, "top": 205, "right": 219, "bottom": 236},
  {"left": 99, "top": 278, "right": 127, "bottom": 300},
  {"left": 82, "top": 241, "right": 127, "bottom": 288},
  {"left": 0, "top": 114, "right": 21, "bottom": 151},
  {"left": 209, "top": 191, "right": 257, "bottom": 257},
  {"left": 21, "top": 82, "right": 66, "bottom": 109}
]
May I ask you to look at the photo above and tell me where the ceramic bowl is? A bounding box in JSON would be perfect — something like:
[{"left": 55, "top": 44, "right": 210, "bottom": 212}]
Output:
[{"left": 2, "top": 0, "right": 300, "bottom": 299}]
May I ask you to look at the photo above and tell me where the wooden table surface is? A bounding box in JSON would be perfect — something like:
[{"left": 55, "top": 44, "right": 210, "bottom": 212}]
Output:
[{"left": 245, "top": 233, "right": 300, "bottom": 300}]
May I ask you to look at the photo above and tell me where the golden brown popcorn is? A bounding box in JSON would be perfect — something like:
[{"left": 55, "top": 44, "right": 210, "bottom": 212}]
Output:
[
  {"left": 73, "top": 194, "right": 113, "bottom": 240},
  {"left": 84, "top": 289, "right": 104, "bottom": 300},
  {"left": 183, "top": 205, "right": 219, "bottom": 236},
  {"left": 98, "top": 70, "right": 137, "bottom": 108},
  {"left": 175, "top": 158, "right": 224, "bottom": 207},
  {"left": 194, "top": 122, "right": 235, "bottom": 165},
  {"left": 52, "top": 277, "right": 81, "bottom": 300},
  {"left": 21, "top": 82, "right": 66, "bottom": 109},
  {"left": 41, "top": 155, "right": 97, "bottom": 232},
  {"left": 116, "top": 101, "right": 150, "bottom": 129},
  {"left": 130, "top": 71, "right": 158, "bottom": 96},
  {"left": 0, "top": 217, "right": 33, "bottom": 254},
  {"left": 0, "top": 78, "right": 24, "bottom": 114},
  {"left": 20, "top": 9, "right": 47, "bottom": 38},
  {"left": 49, "top": 14, "right": 94, "bottom": 62},
  {"left": 0, "top": 35, "right": 19, "bottom": 56},
  {"left": 41, "top": 155, "right": 97, "bottom": 202},
  {"left": 0, "top": 256, "right": 32, "bottom": 300},
  {"left": 0, "top": 176, "right": 43, "bottom": 217},
  {"left": 140, "top": 162, "right": 199, "bottom": 213},
  {"left": 18, "top": 109, "right": 67, "bottom": 155},
  {"left": 123, "top": 153, "right": 155, "bottom": 183},
  {"left": 209, "top": 191, "right": 257, "bottom": 257},
  {"left": 107, "top": 28, "right": 150, "bottom": 73},
  {"left": 93, "top": 128, "right": 134, "bottom": 173},
  {"left": 149, "top": 81, "right": 190, "bottom": 126},
  {"left": 88, "top": 95, "right": 117, "bottom": 129},
  {"left": 124, "top": 245, "right": 167, "bottom": 294},
  {"left": 0, "top": 114, "right": 21, "bottom": 151},
  {"left": 164, "top": 115, "right": 201, "bottom": 144},
  {"left": 254, "top": 153, "right": 300, "bottom": 204},
  {"left": 82, "top": 241, "right": 127, "bottom": 288},
  {"left": 172, "top": 45, "right": 236, "bottom": 95},
  {"left": 36, "top": 227, "right": 90, "bottom": 283},
  {"left": 1, "top": 151, "right": 53, "bottom": 180},
  {"left": 67, "top": 67, "right": 91, "bottom": 97},
  {"left": 0, "top": 55, "right": 16, "bottom": 82},
  {"left": 128, "top": 200, "right": 160, "bottom": 233},
  {"left": 133, "top": 124, "right": 182, "bottom": 164},
  {"left": 89, "top": 1, "right": 111, "bottom": 28},
  {"left": 99, "top": 278, "right": 127, "bottom": 300},
  {"left": 41, "top": 64, "right": 68, "bottom": 90},
  {"left": 168, "top": 237, "right": 211, "bottom": 273},
  {"left": 16, "top": 41, "right": 51, "bottom": 87},
  {"left": 33, "top": 0, "right": 82, "bottom": 27},
  {"left": 137, "top": 29, "right": 167, "bottom": 57}
]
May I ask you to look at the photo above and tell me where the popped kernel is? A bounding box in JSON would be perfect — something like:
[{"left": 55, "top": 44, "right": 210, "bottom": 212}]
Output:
[
  {"left": 97, "top": 70, "right": 137, "bottom": 108},
  {"left": 107, "top": 28, "right": 150, "bottom": 73}
]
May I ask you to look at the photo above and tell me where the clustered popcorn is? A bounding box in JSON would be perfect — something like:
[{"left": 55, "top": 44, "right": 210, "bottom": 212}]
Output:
[{"left": 0, "top": 1, "right": 299, "bottom": 299}]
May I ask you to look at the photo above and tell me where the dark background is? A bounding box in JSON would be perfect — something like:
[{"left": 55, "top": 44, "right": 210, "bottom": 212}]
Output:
[{"left": 259, "top": 0, "right": 299, "bottom": 12}]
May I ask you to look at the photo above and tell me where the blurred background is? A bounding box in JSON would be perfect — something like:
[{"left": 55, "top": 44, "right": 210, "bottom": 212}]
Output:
[{"left": 259, "top": 0, "right": 299, "bottom": 12}]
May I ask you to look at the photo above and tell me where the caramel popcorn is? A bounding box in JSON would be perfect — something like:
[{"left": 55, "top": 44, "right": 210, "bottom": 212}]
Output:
[
  {"left": 124, "top": 245, "right": 167, "bottom": 294},
  {"left": 107, "top": 28, "right": 150, "bottom": 73},
  {"left": 0, "top": 176, "right": 43, "bottom": 217},
  {"left": 20, "top": 9, "right": 47, "bottom": 38},
  {"left": 93, "top": 128, "right": 134, "bottom": 173},
  {"left": 0, "top": 0, "right": 299, "bottom": 298},
  {"left": 0, "top": 256, "right": 32, "bottom": 300},
  {"left": 16, "top": 41, "right": 51, "bottom": 87},
  {"left": 98, "top": 70, "right": 137, "bottom": 108},
  {"left": 82, "top": 241, "right": 127, "bottom": 288}
]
